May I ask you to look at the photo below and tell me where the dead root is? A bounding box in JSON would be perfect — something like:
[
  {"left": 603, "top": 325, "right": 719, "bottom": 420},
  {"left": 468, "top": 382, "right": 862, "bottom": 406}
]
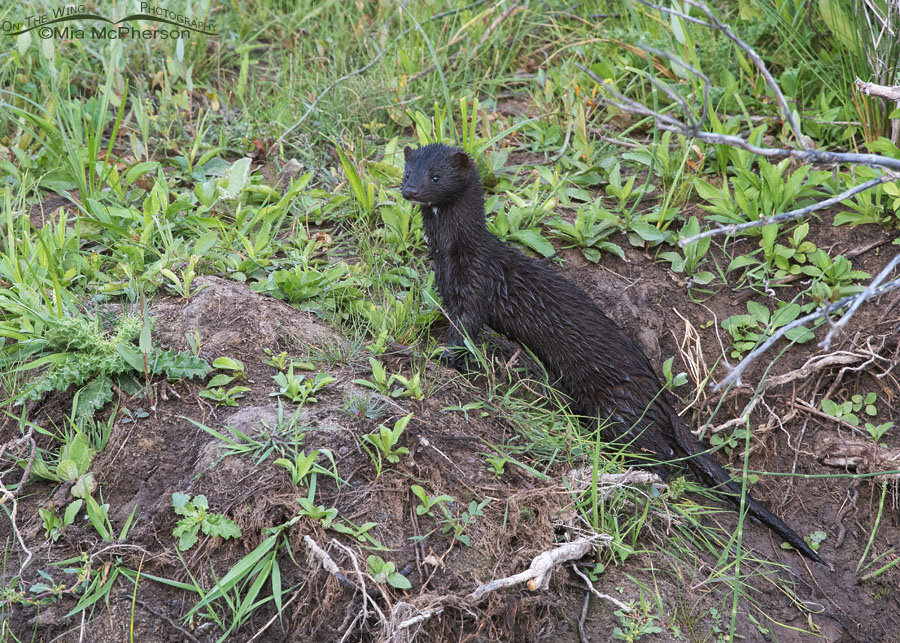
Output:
[
  {"left": 816, "top": 436, "right": 900, "bottom": 480},
  {"left": 304, "top": 533, "right": 611, "bottom": 641}
]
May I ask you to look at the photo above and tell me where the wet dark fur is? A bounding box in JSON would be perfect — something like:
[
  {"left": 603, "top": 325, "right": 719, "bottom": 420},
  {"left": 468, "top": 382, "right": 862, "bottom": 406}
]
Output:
[{"left": 401, "top": 143, "right": 825, "bottom": 565}]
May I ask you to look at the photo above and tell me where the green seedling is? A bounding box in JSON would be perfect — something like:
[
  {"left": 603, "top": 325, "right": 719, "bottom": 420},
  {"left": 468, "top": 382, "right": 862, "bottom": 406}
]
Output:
[
  {"left": 622, "top": 130, "right": 681, "bottom": 189},
  {"left": 440, "top": 498, "right": 490, "bottom": 547},
  {"left": 443, "top": 401, "right": 488, "bottom": 422},
  {"left": 353, "top": 357, "right": 393, "bottom": 395},
  {"left": 172, "top": 493, "right": 241, "bottom": 551},
  {"left": 866, "top": 421, "right": 894, "bottom": 443},
  {"left": 722, "top": 300, "right": 813, "bottom": 357},
  {"left": 25, "top": 430, "right": 95, "bottom": 494},
  {"left": 331, "top": 520, "right": 380, "bottom": 546},
  {"left": 200, "top": 356, "right": 251, "bottom": 405},
  {"left": 799, "top": 251, "right": 871, "bottom": 303},
  {"left": 605, "top": 162, "right": 639, "bottom": 211},
  {"left": 483, "top": 455, "right": 508, "bottom": 477},
  {"left": 661, "top": 357, "right": 688, "bottom": 390},
  {"left": 342, "top": 393, "right": 386, "bottom": 421},
  {"left": 367, "top": 555, "right": 411, "bottom": 590},
  {"left": 161, "top": 255, "right": 207, "bottom": 300},
  {"left": 613, "top": 592, "right": 662, "bottom": 640},
  {"left": 353, "top": 358, "right": 424, "bottom": 399},
  {"left": 410, "top": 485, "right": 454, "bottom": 518},
  {"left": 199, "top": 385, "right": 250, "bottom": 407},
  {"left": 388, "top": 371, "right": 424, "bottom": 400},
  {"left": 660, "top": 216, "right": 714, "bottom": 285},
  {"left": 822, "top": 392, "right": 879, "bottom": 427},
  {"left": 296, "top": 497, "right": 338, "bottom": 527},
  {"left": 263, "top": 348, "right": 315, "bottom": 372},
  {"left": 263, "top": 350, "right": 291, "bottom": 370},
  {"left": 40, "top": 500, "right": 83, "bottom": 542},
  {"left": 361, "top": 413, "right": 412, "bottom": 475},
  {"left": 274, "top": 449, "right": 322, "bottom": 487},
  {"left": 209, "top": 356, "right": 246, "bottom": 384},
  {"left": 271, "top": 367, "right": 335, "bottom": 404}
]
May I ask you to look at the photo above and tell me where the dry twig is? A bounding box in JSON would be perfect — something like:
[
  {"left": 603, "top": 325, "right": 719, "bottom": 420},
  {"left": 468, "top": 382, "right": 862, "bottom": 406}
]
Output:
[{"left": 468, "top": 537, "right": 600, "bottom": 601}]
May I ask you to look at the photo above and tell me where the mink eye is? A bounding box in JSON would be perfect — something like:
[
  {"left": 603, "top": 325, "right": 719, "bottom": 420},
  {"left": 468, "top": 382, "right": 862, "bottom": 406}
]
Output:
[{"left": 431, "top": 175, "right": 439, "bottom": 182}]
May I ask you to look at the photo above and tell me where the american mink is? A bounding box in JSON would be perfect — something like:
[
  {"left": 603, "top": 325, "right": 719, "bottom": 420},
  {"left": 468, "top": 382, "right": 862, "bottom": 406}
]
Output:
[{"left": 401, "top": 143, "right": 825, "bottom": 565}]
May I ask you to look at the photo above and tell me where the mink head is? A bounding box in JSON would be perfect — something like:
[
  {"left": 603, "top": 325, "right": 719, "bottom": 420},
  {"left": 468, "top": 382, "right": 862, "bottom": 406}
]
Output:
[{"left": 401, "top": 143, "right": 477, "bottom": 207}]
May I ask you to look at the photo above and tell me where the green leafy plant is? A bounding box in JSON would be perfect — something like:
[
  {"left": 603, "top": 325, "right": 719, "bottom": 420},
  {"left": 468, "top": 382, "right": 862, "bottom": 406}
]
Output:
[
  {"left": 353, "top": 358, "right": 424, "bottom": 399},
  {"left": 274, "top": 450, "right": 320, "bottom": 486},
  {"left": 821, "top": 392, "right": 879, "bottom": 427},
  {"left": 199, "top": 384, "right": 251, "bottom": 407},
  {"left": 271, "top": 367, "right": 335, "bottom": 404},
  {"left": 40, "top": 500, "right": 83, "bottom": 542},
  {"left": 661, "top": 357, "right": 688, "bottom": 390},
  {"left": 722, "top": 301, "right": 813, "bottom": 358},
  {"left": 361, "top": 413, "right": 412, "bottom": 475},
  {"left": 342, "top": 393, "right": 386, "bottom": 421},
  {"left": 866, "top": 421, "right": 894, "bottom": 443},
  {"left": 440, "top": 498, "right": 490, "bottom": 547},
  {"left": 547, "top": 203, "right": 625, "bottom": 261},
  {"left": 605, "top": 163, "right": 639, "bottom": 211},
  {"left": 367, "top": 555, "right": 411, "bottom": 590},
  {"left": 296, "top": 497, "right": 338, "bottom": 527},
  {"left": 659, "top": 216, "right": 714, "bottom": 285},
  {"left": 200, "top": 356, "right": 251, "bottom": 406},
  {"left": 161, "top": 255, "right": 207, "bottom": 299},
  {"left": 483, "top": 455, "right": 508, "bottom": 477},
  {"left": 410, "top": 485, "right": 454, "bottom": 517},
  {"left": 172, "top": 493, "right": 242, "bottom": 551},
  {"left": 18, "top": 315, "right": 209, "bottom": 418}
]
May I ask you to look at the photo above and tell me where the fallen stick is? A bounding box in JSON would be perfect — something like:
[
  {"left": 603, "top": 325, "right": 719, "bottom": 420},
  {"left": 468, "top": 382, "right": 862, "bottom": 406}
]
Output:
[{"left": 468, "top": 537, "right": 598, "bottom": 601}]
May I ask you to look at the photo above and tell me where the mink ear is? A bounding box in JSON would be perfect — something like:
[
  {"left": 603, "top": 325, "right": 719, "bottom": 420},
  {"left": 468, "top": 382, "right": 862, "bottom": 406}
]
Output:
[
  {"left": 403, "top": 146, "right": 413, "bottom": 161},
  {"left": 450, "top": 151, "right": 470, "bottom": 171}
]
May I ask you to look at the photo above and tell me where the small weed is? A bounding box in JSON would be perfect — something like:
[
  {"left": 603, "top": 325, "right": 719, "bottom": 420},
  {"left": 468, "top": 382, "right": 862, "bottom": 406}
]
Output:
[
  {"left": 353, "top": 358, "right": 424, "bottom": 399},
  {"left": 660, "top": 216, "right": 714, "bottom": 286},
  {"left": 410, "top": 485, "right": 454, "bottom": 518},
  {"left": 822, "top": 392, "right": 879, "bottom": 427},
  {"left": 274, "top": 450, "right": 320, "bottom": 487},
  {"left": 199, "top": 385, "right": 251, "bottom": 407},
  {"left": 367, "top": 555, "right": 411, "bottom": 590},
  {"left": 161, "top": 255, "right": 207, "bottom": 300},
  {"left": 661, "top": 357, "right": 688, "bottom": 390},
  {"left": 483, "top": 455, "right": 508, "bottom": 477},
  {"left": 612, "top": 602, "right": 662, "bottom": 641},
  {"left": 172, "top": 493, "right": 242, "bottom": 551},
  {"left": 296, "top": 497, "right": 338, "bottom": 527},
  {"left": 200, "top": 356, "right": 251, "bottom": 406},
  {"left": 271, "top": 367, "right": 335, "bottom": 404},
  {"left": 342, "top": 393, "right": 386, "bottom": 421},
  {"left": 440, "top": 498, "right": 490, "bottom": 547},
  {"left": 361, "top": 413, "right": 412, "bottom": 476}
]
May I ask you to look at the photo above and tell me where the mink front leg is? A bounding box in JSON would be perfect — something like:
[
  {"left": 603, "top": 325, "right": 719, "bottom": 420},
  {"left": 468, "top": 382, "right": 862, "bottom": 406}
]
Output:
[{"left": 440, "top": 295, "right": 487, "bottom": 372}]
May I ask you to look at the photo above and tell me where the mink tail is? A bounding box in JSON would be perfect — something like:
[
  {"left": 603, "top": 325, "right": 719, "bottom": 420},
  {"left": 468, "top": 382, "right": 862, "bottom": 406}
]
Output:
[{"left": 670, "top": 420, "right": 827, "bottom": 566}]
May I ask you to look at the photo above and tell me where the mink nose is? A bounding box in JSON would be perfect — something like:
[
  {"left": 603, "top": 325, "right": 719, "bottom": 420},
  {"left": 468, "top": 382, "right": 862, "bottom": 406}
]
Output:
[{"left": 401, "top": 186, "right": 419, "bottom": 201}]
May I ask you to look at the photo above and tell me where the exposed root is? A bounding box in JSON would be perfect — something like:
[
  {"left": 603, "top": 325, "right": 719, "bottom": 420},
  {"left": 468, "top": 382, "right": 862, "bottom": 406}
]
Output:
[{"left": 468, "top": 536, "right": 601, "bottom": 601}]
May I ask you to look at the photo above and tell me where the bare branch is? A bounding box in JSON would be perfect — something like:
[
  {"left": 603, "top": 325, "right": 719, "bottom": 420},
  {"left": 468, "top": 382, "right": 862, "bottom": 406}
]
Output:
[
  {"left": 820, "top": 252, "right": 900, "bottom": 350},
  {"left": 633, "top": 0, "right": 808, "bottom": 147},
  {"left": 677, "top": 174, "right": 897, "bottom": 246},
  {"left": 856, "top": 78, "right": 900, "bottom": 101},
  {"left": 714, "top": 276, "right": 900, "bottom": 391},
  {"left": 468, "top": 537, "right": 600, "bottom": 601}
]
